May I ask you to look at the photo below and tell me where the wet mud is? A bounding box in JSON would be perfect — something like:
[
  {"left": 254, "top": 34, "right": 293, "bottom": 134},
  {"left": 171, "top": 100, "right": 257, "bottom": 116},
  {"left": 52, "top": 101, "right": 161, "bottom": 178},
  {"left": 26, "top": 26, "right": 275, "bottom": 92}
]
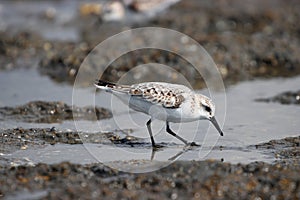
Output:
[
  {"left": 0, "top": 101, "right": 112, "bottom": 123},
  {"left": 0, "top": 160, "right": 299, "bottom": 199},
  {"left": 1, "top": 0, "right": 300, "bottom": 199},
  {"left": 1, "top": 0, "right": 299, "bottom": 88},
  {"left": 254, "top": 136, "right": 300, "bottom": 165},
  {"left": 0, "top": 128, "right": 142, "bottom": 154},
  {"left": 1, "top": 126, "right": 299, "bottom": 199},
  {"left": 256, "top": 90, "right": 300, "bottom": 105}
]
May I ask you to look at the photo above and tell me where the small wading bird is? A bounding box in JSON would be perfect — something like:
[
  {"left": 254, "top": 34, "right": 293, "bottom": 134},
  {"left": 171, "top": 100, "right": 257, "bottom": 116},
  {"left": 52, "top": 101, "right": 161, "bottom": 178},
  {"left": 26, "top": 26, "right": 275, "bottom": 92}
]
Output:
[{"left": 95, "top": 80, "right": 224, "bottom": 148}]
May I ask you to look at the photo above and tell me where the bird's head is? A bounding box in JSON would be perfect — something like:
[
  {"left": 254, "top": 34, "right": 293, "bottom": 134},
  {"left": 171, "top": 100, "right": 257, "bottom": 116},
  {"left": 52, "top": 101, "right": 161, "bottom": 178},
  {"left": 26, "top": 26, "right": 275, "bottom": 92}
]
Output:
[{"left": 197, "top": 94, "right": 224, "bottom": 136}]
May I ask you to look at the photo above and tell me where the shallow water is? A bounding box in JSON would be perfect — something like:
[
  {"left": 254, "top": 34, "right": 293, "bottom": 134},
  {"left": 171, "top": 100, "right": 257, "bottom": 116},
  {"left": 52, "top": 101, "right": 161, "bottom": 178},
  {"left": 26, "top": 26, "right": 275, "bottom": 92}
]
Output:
[{"left": 1, "top": 69, "right": 299, "bottom": 171}]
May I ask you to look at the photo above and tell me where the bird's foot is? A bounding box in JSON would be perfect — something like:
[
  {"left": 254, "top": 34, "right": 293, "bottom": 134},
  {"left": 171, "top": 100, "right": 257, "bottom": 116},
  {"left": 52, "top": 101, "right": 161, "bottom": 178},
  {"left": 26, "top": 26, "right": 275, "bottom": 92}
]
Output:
[
  {"left": 186, "top": 142, "right": 201, "bottom": 147},
  {"left": 152, "top": 144, "right": 165, "bottom": 151},
  {"left": 183, "top": 142, "right": 200, "bottom": 151}
]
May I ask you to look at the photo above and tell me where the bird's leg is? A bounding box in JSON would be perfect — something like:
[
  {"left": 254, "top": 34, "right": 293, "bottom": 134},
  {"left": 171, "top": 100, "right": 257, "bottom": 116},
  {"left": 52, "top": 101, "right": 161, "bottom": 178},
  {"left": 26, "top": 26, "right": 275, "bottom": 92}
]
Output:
[
  {"left": 166, "top": 122, "right": 200, "bottom": 146},
  {"left": 166, "top": 122, "right": 189, "bottom": 145},
  {"left": 146, "top": 119, "right": 156, "bottom": 148},
  {"left": 147, "top": 119, "right": 165, "bottom": 150}
]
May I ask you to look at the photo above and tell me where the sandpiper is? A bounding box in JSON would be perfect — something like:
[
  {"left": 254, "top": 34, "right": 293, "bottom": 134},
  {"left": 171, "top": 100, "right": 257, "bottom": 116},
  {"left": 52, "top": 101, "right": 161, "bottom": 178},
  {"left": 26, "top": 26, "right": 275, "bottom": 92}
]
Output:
[{"left": 95, "top": 80, "right": 224, "bottom": 148}]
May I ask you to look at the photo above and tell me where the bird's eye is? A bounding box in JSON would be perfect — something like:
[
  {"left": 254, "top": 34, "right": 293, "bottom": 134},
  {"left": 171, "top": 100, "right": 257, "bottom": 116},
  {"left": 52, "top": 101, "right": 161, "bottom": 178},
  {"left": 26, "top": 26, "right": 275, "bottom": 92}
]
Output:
[{"left": 203, "top": 105, "right": 212, "bottom": 114}]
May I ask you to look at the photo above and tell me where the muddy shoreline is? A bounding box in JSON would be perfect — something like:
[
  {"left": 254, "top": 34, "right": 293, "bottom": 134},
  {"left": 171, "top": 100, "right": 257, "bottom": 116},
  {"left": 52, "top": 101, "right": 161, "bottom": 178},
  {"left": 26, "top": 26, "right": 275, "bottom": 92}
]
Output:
[
  {"left": 1, "top": 125, "right": 299, "bottom": 199},
  {"left": 1, "top": 0, "right": 300, "bottom": 199},
  {"left": 1, "top": 0, "right": 300, "bottom": 88},
  {"left": 0, "top": 98, "right": 299, "bottom": 198},
  {"left": 1, "top": 159, "right": 299, "bottom": 199},
  {"left": 0, "top": 127, "right": 299, "bottom": 199}
]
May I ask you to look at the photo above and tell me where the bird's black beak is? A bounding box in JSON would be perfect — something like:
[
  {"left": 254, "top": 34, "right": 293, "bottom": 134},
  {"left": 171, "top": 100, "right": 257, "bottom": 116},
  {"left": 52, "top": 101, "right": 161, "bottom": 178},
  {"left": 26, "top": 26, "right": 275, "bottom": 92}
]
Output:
[{"left": 210, "top": 116, "right": 224, "bottom": 136}]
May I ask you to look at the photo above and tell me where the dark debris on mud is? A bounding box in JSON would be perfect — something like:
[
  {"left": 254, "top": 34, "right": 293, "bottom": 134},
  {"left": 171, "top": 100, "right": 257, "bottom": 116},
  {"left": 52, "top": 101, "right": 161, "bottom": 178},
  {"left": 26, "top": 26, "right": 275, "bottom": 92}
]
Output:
[
  {"left": 255, "top": 136, "right": 300, "bottom": 149},
  {"left": 254, "top": 136, "right": 300, "bottom": 165},
  {"left": 0, "top": 101, "right": 112, "bottom": 123},
  {"left": 1, "top": 0, "right": 300, "bottom": 88},
  {"left": 0, "top": 129, "right": 299, "bottom": 199},
  {"left": 1, "top": 0, "right": 300, "bottom": 199},
  {"left": 39, "top": 0, "right": 300, "bottom": 88},
  {"left": 0, "top": 161, "right": 299, "bottom": 200},
  {"left": 256, "top": 90, "right": 300, "bottom": 105},
  {"left": 0, "top": 127, "right": 142, "bottom": 154}
]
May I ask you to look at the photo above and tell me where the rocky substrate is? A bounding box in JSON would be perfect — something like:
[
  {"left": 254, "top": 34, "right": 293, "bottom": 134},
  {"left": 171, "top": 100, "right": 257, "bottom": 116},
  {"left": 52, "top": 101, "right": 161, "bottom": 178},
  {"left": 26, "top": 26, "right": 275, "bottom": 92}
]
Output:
[
  {"left": 0, "top": 160, "right": 299, "bottom": 199},
  {"left": 256, "top": 90, "right": 300, "bottom": 105},
  {"left": 0, "top": 128, "right": 141, "bottom": 154},
  {"left": 254, "top": 136, "right": 300, "bottom": 165},
  {"left": 1, "top": 0, "right": 299, "bottom": 88},
  {"left": 0, "top": 129, "right": 299, "bottom": 199},
  {"left": 0, "top": 101, "right": 112, "bottom": 123},
  {"left": 38, "top": 0, "right": 300, "bottom": 87},
  {"left": 1, "top": 0, "right": 300, "bottom": 199},
  {"left": 0, "top": 128, "right": 299, "bottom": 199}
]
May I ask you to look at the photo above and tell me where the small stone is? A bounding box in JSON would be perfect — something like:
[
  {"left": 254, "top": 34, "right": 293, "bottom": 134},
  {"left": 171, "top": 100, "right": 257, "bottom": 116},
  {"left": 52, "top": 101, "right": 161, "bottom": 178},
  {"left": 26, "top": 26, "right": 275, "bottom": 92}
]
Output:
[
  {"left": 171, "top": 193, "right": 178, "bottom": 200},
  {"left": 45, "top": 7, "right": 56, "bottom": 19}
]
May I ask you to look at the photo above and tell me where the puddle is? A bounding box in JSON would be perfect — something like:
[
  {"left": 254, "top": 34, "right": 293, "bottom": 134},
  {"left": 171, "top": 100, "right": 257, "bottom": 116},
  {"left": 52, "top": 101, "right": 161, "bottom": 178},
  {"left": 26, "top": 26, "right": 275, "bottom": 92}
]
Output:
[
  {"left": 5, "top": 190, "right": 49, "bottom": 200},
  {"left": 1, "top": 69, "right": 300, "bottom": 168}
]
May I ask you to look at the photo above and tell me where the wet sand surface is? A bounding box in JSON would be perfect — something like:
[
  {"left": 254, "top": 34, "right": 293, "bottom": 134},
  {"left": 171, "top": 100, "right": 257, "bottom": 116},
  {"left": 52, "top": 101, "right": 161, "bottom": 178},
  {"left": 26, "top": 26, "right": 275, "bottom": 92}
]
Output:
[{"left": 0, "top": 0, "right": 300, "bottom": 199}]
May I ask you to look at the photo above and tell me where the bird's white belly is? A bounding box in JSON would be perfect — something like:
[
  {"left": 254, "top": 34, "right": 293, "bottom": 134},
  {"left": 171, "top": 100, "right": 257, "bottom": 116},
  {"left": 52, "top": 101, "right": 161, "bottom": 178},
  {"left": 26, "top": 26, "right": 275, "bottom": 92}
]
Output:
[{"left": 128, "top": 96, "right": 198, "bottom": 123}]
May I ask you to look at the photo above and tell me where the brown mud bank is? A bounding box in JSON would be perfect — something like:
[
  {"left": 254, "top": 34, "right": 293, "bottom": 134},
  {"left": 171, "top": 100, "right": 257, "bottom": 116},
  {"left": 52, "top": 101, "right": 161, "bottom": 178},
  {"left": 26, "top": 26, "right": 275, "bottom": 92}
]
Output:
[
  {"left": 254, "top": 136, "right": 300, "bottom": 165},
  {"left": 1, "top": 126, "right": 299, "bottom": 163},
  {"left": 256, "top": 90, "right": 300, "bottom": 105},
  {"left": 0, "top": 127, "right": 299, "bottom": 199},
  {"left": 1, "top": 0, "right": 299, "bottom": 88},
  {"left": 0, "top": 101, "right": 112, "bottom": 123},
  {"left": 1, "top": 0, "right": 300, "bottom": 199},
  {"left": 0, "top": 160, "right": 299, "bottom": 199},
  {"left": 0, "top": 127, "right": 141, "bottom": 154},
  {"left": 1, "top": 130, "right": 300, "bottom": 199}
]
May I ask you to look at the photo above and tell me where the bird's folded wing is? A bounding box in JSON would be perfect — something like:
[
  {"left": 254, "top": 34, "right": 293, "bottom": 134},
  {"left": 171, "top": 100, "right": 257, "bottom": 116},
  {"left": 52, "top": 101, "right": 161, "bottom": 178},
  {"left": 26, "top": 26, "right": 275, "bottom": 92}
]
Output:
[{"left": 129, "top": 83, "right": 189, "bottom": 108}]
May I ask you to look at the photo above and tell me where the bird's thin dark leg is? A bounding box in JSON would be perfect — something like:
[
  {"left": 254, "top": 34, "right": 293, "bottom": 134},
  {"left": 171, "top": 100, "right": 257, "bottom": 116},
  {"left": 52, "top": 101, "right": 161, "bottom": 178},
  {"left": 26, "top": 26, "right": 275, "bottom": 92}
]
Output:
[
  {"left": 146, "top": 119, "right": 156, "bottom": 147},
  {"left": 166, "top": 122, "right": 188, "bottom": 145},
  {"left": 150, "top": 149, "right": 156, "bottom": 161}
]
